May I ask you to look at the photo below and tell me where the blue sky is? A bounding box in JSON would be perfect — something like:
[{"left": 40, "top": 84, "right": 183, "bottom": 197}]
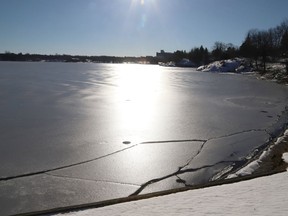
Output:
[{"left": 0, "top": 0, "right": 287, "bottom": 56}]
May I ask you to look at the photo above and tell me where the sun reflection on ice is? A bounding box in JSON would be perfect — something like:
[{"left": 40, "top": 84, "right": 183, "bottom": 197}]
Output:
[{"left": 113, "top": 64, "right": 165, "bottom": 143}]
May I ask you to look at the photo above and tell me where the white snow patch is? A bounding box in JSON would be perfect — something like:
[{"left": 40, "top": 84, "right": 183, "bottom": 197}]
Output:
[
  {"left": 52, "top": 172, "right": 288, "bottom": 216},
  {"left": 197, "top": 58, "right": 252, "bottom": 73}
]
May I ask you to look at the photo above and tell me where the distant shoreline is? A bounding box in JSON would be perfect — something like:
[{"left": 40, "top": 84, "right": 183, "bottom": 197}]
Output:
[{"left": 0, "top": 52, "right": 159, "bottom": 64}]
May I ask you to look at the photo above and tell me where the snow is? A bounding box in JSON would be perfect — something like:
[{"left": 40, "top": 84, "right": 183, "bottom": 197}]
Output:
[
  {"left": 54, "top": 171, "right": 288, "bottom": 216},
  {"left": 197, "top": 58, "right": 252, "bottom": 73}
]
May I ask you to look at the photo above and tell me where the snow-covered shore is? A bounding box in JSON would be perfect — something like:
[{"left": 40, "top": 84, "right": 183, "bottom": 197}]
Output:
[
  {"left": 197, "top": 58, "right": 288, "bottom": 84},
  {"left": 197, "top": 58, "right": 252, "bottom": 73},
  {"left": 227, "top": 129, "right": 288, "bottom": 178}
]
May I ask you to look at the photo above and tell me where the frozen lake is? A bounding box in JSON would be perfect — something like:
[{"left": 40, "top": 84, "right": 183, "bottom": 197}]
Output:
[{"left": 0, "top": 61, "right": 288, "bottom": 215}]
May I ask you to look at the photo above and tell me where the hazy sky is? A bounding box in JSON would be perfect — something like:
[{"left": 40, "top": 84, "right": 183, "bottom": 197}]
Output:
[{"left": 1, "top": 0, "right": 287, "bottom": 56}]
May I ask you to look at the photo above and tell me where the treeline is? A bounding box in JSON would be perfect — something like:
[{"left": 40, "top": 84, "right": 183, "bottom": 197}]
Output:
[
  {"left": 0, "top": 52, "right": 159, "bottom": 64},
  {"left": 240, "top": 20, "right": 288, "bottom": 73},
  {"left": 172, "top": 42, "right": 238, "bottom": 66},
  {"left": 174, "top": 19, "right": 288, "bottom": 72}
]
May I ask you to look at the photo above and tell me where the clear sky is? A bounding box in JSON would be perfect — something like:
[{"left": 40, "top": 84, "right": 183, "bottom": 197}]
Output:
[{"left": 0, "top": 0, "right": 287, "bottom": 56}]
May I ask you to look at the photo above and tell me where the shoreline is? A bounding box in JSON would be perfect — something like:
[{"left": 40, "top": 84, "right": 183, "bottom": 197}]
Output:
[
  {"left": 226, "top": 129, "right": 288, "bottom": 180},
  {"left": 246, "top": 129, "right": 288, "bottom": 174}
]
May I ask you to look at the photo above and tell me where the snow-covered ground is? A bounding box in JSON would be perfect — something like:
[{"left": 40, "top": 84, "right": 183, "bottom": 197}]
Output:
[{"left": 54, "top": 170, "right": 288, "bottom": 216}]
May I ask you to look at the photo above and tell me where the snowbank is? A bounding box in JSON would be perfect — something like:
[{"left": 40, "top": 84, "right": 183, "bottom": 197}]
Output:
[{"left": 197, "top": 58, "right": 252, "bottom": 73}]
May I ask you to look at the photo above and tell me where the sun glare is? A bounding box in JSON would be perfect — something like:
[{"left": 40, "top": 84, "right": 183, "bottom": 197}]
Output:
[
  {"left": 117, "top": 64, "right": 162, "bottom": 103},
  {"left": 130, "top": 0, "right": 157, "bottom": 9},
  {"left": 113, "top": 64, "right": 164, "bottom": 142},
  {"left": 126, "top": 0, "right": 159, "bottom": 31}
]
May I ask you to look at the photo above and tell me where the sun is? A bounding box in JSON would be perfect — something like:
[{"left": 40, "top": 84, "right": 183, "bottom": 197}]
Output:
[{"left": 130, "top": 0, "right": 156, "bottom": 7}]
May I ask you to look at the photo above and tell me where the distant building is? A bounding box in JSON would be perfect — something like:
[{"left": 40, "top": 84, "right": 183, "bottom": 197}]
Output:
[{"left": 156, "top": 50, "right": 174, "bottom": 61}]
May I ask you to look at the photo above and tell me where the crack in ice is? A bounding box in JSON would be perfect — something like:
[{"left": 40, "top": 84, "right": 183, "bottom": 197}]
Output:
[
  {"left": 129, "top": 160, "right": 238, "bottom": 196},
  {"left": 45, "top": 173, "right": 141, "bottom": 187},
  {"left": 140, "top": 139, "right": 207, "bottom": 144},
  {"left": 129, "top": 128, "right": 280, "bottom": 196},
  {"left": 0, "top": 144, "right": 138, "bottom": 182}
]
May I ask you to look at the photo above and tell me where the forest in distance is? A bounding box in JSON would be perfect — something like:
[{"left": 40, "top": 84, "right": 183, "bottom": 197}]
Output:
[{"left": 1, "top": 19, "right": 288, "bottom": 73}]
